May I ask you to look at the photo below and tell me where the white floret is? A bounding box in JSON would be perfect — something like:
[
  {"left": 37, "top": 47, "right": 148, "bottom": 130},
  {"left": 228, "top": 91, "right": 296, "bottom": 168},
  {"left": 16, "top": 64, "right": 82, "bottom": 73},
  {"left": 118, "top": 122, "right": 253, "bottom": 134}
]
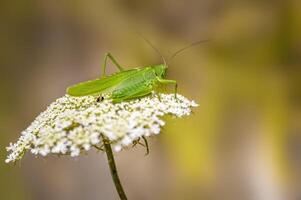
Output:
[{"left": 5, "top": 93, "right": 198, "bottom": 163}]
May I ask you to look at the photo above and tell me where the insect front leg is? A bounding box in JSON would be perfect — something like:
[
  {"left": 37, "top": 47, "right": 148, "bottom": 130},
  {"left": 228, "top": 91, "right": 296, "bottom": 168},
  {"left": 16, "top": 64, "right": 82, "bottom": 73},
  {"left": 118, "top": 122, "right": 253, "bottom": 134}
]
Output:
[
  {"left": 156, "top": 92, "right": 162, "bottom": 101},
  {"left": 112, "top": 86, "right": 153, "bottom": 103},
  {"left": 101, "top": 53, "right": 124, "bottom": 77},
  {"left": 157, "top": 78, "right": 178, "bottom": 99}
]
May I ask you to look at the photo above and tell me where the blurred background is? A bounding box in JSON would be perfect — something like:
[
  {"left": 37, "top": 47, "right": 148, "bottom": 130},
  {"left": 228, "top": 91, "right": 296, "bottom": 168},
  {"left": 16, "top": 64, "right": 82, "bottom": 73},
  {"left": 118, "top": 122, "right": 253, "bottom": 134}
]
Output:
[{"left": 1, "top": 0, "right": 300, "bottom": 199}]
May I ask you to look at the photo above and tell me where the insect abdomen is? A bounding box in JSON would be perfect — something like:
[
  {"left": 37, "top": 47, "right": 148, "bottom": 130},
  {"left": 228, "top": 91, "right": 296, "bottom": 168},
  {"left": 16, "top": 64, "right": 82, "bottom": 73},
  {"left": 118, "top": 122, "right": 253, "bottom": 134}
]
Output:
[
  {"left": 111, "top": 70, "right": 158, "bottom": 99},
  {"left": 112, "top": 81, "right": 153, "bottom": 99}
]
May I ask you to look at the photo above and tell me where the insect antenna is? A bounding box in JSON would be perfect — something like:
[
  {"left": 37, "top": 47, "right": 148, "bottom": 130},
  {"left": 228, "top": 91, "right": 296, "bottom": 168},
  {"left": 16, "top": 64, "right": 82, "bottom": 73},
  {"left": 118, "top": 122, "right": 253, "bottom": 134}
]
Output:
[
  {"left": 136, "top": 33, "right": 167, "bottom": 66},
  {"left": 167, "top": 39, "right": 210, "bottom": 62}
]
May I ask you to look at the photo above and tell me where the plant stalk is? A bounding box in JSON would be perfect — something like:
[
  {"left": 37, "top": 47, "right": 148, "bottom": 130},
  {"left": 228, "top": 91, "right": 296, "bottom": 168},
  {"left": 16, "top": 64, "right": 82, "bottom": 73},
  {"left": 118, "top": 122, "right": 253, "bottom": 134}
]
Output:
[{"left": 102, "top": 136, "right": 128, "bottom": 200}]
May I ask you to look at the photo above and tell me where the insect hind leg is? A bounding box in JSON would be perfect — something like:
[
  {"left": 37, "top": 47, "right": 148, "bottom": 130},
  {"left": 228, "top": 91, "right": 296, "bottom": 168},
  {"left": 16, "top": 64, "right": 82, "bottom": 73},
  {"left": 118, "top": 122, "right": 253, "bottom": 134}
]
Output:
[
  {"left": 96, "top": 95, "right": 104, "bottom": 102},
  {"left": 112, "top": 85, "right": 153, "bottom": 103},
  {"left": 142, "top": 136, "right": 149, "bottom": 155},
  {"left": 112, "top": 90, "right": 152, "bottom": 103},
  {"left": 101, "top": 53, "right": 124, "bottom": 78}
]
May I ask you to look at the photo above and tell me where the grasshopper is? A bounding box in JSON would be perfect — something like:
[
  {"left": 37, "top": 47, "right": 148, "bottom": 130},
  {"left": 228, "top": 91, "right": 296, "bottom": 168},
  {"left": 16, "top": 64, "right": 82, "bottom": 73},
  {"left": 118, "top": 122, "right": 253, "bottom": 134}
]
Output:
[
  {"left": 67, "top": 38, "right": 207, "bottom": 103},
  {"left": 66, "top": 38, "right": 207, "bottom": 154},
  {"left": 67, "top": 53, "right": 176, "bottom": 103}
]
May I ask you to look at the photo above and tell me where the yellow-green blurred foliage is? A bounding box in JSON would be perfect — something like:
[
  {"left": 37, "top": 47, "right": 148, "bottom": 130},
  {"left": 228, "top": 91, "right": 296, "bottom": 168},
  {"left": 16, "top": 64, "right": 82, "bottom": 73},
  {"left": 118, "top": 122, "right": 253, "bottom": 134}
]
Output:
[{"left": 0, "top": 0, "right": 300, "bottom": 200}]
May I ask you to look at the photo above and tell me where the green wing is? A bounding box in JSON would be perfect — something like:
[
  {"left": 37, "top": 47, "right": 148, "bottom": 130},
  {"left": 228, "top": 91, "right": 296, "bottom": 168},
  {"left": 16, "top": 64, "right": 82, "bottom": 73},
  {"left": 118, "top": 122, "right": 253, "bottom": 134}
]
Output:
[{"left": 67, "top": 69, "right": 140, "bottom": 96}]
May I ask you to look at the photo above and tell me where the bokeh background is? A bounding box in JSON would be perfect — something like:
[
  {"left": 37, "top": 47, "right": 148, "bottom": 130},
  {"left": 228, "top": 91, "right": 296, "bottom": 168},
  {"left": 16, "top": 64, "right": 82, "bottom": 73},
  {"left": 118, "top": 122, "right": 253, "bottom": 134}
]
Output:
[{"left": 1, "top": 0, "right": 301, "bottom": 199}]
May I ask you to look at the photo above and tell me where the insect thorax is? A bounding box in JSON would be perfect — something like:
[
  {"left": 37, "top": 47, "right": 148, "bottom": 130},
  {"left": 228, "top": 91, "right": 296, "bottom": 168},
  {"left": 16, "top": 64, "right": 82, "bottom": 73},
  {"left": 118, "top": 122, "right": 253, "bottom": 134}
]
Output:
[{"left": 152, "top": 64, "right": 167, "bottom": 78}]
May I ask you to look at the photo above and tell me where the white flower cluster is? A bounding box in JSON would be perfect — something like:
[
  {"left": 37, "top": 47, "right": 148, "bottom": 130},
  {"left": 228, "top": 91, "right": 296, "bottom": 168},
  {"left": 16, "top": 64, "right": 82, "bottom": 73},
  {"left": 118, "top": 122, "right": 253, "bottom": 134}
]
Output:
[{"left": 6, "top": 93, "right": 198, "bottom": 163}]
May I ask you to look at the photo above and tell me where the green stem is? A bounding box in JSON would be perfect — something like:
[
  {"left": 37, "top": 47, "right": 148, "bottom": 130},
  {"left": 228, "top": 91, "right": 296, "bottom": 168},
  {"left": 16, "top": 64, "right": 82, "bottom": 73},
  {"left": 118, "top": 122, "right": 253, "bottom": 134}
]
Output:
[{"left": 102, "top": 135, "right": 128, "bottom": 200}]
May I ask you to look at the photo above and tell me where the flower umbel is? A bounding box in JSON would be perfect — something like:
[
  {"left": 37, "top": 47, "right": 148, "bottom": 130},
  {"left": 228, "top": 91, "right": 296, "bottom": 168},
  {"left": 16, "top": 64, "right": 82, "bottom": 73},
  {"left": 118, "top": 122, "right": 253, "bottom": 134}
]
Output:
[{"left": 6, "top": 93, "right": 198, "bottom": 163}]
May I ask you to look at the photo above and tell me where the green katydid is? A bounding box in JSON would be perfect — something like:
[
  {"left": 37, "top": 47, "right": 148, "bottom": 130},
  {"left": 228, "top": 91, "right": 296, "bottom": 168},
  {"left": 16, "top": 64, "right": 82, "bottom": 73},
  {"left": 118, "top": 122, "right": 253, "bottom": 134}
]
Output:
[
  {"left": 66, "top": 38, "right": 208, "bottom": 103},
  {"left": 67, "top": 53, "right": 175, "bottom": 103}
]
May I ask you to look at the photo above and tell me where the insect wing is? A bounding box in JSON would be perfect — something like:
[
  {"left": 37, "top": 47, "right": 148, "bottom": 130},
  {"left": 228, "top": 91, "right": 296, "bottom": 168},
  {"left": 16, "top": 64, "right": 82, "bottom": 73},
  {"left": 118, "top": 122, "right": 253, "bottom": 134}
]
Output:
[{"left": 67, "top": 69, "right": 140, "bottom": 96}]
